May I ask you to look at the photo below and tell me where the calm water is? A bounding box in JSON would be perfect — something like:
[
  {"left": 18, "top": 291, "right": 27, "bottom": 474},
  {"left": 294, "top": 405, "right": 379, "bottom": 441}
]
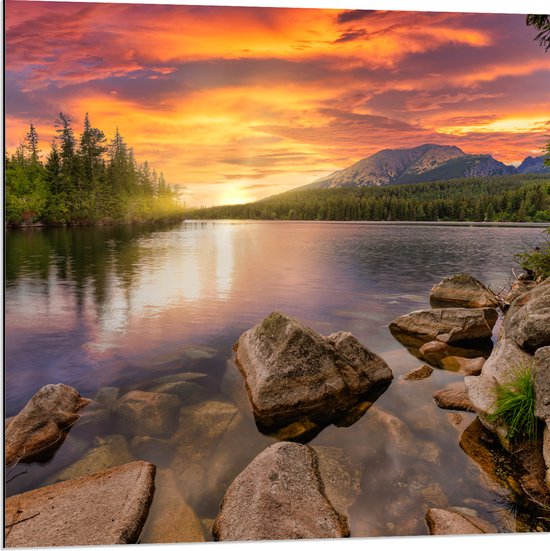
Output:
[{"left": 5, "top": 221, "right": 548, "bottom": 539}]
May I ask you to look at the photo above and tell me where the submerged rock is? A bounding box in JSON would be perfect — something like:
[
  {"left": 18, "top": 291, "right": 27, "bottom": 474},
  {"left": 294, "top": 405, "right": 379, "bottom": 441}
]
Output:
[
  {"left": 213, "top": 442, "right": 349, "bottom": 541},
  {"left": 140, "top": 469, "right": 204, "bottom": 543},
  {"left": 429, "top": 274, "right": 500, "bottom": 309},
  {"left": 503, "top": 278, "right": 550, "bottom": 352},
  {"left": 233, "top": 312, "right": 392, "bottom": 435},
  {"left": 433, "top": 382, "right": 475, "bottom": 413},
  {"left": 418, "top": 340, "right": 492, "bottom": 368},
  {"left": 114, "top": 390, "right": 181, "bottom": 437},
  {"left": 439, "top": 356, "right": 485, "bottom": 375},
  {"left": 425, "top": 508, "right": 497, "bottom": 535},
  {"left": 5, "top": 461, "right": 155, "bottom": 547},
  {"left": 404, "top": 364, "right": 433, "bottom": 381},
  {"left": 5, "top": 384, "right": 92, "bottom": 466},
  {"left": 390, "top": 307, "right": 498, "bottom": 345},
  {"left": 130, "top": 435, "right": 175, "bottom": 467}
]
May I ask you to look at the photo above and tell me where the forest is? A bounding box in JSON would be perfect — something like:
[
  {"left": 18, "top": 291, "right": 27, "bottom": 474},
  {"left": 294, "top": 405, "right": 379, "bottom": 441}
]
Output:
[
  {"left": 5, "top": 114, "right": 184, "bottom": 226},
  {"left": 188, "top": 174, "right": 550, "bottom": 222}
]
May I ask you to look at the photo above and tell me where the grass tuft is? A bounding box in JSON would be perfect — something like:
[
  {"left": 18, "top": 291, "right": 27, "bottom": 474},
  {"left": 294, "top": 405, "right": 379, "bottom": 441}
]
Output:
[{"left": 488, "top": 365, "right": 538, "bottom": 442}]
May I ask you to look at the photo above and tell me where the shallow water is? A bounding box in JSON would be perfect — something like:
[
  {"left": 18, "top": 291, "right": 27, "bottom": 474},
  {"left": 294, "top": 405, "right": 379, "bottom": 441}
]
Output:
[{"left": 5, "top": 221, "right": 549, "bottom": 539}]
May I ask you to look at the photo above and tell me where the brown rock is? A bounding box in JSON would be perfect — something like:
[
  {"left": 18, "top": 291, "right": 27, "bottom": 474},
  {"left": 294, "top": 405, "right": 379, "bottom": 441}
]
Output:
[
  {"left": 440, "top": 356, "right": 485, "bottom": 375},
  {"left": 114, "top": 390, "right": 181, "bottom": 437},
  {"left": 5, "top": 384, "right": 92, "bottom": 466},
  {"left": 234, "top": 312, "right": 392, "bottom": 434},
  {"left": 433, "top": 382, "right": 475, "bottom": 412},
  {"left": 429, "top": 274, "right": 500, "bottom": 309},
  {"left": 140, "top": 469, "right": 205, "bottom": 543},
  {"left": 5, "top": 461, "right": 155, "bottom": 547},
  {"left": 212, "top": 442, "right": 349, "bottom": 541},
  {"left": 419, "top": 340, "right": 492, "bottom": 367},
  {"left": 404, "top": 364, "right": 433, "bottom": 381},
  {"left": 130, "top": 435, "right": 175, "bottom": 467},
  {"left": 425, "top": 508, "right": 497, "bottom": 535},
  {"left": 534, "top": 346, "right": 550, "bottom": 422},
  {"left": 390, "top": 307, "right": 498, "bottom": 346}
]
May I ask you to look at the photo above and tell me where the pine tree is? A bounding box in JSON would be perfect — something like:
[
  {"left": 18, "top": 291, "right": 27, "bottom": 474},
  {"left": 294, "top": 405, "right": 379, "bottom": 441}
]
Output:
[{"left": 25, "top": 123, "right": 40, "bottom": 164}]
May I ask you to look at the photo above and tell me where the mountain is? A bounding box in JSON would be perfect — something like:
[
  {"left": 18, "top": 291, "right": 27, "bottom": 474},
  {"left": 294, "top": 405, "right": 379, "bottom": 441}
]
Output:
[
  {"left": 300, "top": 144, "right": 533, "bottom": 190},
  {"left": 517, "top": 155, "right": 550, "bottom": 174}
]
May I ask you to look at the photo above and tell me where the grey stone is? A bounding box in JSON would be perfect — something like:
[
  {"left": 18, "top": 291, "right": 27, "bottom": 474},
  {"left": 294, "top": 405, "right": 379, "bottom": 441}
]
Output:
[
  {"left": 234, "top": 312, "right": 392, "bottom": 432},
  {"left": 504, "top": 278, "right": 550, "bottom": 352},
  {"left": 114, "top": 390, "right": 181, "bottom": 437},
  {"left": 212, "top": 442, "right": 349, "bottom": 541},
  {"left": 5, "top": 384, "right": 92, "bottom": 466},
  {"left": 425, "top": 508, "right": 497, "bottom": 535},
  {"left": 429, "top": 274, "right": 500, "bottom": 309},
  {"left": 433, "top": 382, "right": 475, "bottom": 412},
  {"left": 390, "top": 307, "right": 498, "bottom": 345},
  {"left": 534, "top": 346, "right": 550, "bottom": 421},
  {"left": 5, "top": 461, "right": 155, "bottom": 547}
]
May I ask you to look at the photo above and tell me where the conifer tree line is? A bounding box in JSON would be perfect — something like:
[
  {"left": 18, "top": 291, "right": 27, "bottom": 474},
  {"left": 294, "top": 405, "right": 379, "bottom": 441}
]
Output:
[
  {"left": 189, "top": 174, "right": 550, "bottom": 222},
  {"left": 5, "top": 113, "right": 184, "bottom": 226}
]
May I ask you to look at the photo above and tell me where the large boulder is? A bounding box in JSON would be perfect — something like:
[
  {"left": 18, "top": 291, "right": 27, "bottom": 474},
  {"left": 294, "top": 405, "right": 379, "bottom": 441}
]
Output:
[
  {"left": 5, "top": 461, "right": 155, "bottom": 547},
  {"left": 5, "top": 384, "right": 91, "bottom": 466},
  {"left": 503, "top": 279, "right": 550, "bottom": 352},
  {"left": 233, "top": 312, "right": 392, "bottom": 434},
  {"left": 429, "top": 274, "right": 500, "bottom": 309},
  {"left": 533, "top": 346, "right": 550, "bottom": 422},
  {"left": 114, "top": 390, "right": 181, "bottom": 437},
  {"left": 389, "top": 307, "right": 497, "bottom": 346},
  {"left": 465, "top": 338, "right": 533, "bottom": 438},
  {"left": 212, "top": 442, "right": 349, "bottom": 541},
  {"left": 425, "top": 508, "right": 497, "bottom": 535}
]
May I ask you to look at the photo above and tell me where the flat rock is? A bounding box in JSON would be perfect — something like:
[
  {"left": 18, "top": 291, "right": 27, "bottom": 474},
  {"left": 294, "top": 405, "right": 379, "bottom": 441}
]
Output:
[
  {"left": 433, "top": 382, "right": 475, "bottom": 412},
  {"left": 419, "top": 340, "right": 492, "bottom": 367},
  {"left": 140, "top": 469, "right": 204, "bottom": 543},
  {"left": 404, "top": 364, "right": 433, "bottom": 381},
  {"left": 465, "top": 338, "right": 533, "bottom": 437},
  {"left": 234, "top": 312, "right": 392, "bottom": 433},
  {"left": 390, "top": 307, "right": 497, "bottom": 345},
  {"left": 114, "top": 390, "right": 181, "bottom": 437},
  {"left": 212, "top": 442, "right": 349, "bottom": 541},
  {"left": 47, "top": 434, "right": 133, "bottom": 484},
  {"left": 440, "top": 356, "right": 485, "bottom": 375},
  {"left": 430, "top": 274, "right": 500, "bottom": 309},
  {"left": 425, "top": 508, "right": 497, "bottom": 535},
  {"left": 5, "top": 461, "right": 155, "bottom": 547},
  {"left": 5, "top": 384, "right": 92, "bottom": 466},
  {"left": 534, "top": 346, "right": 550, "bottom": 422},
  {"left": 503, "top": 278, "right": 550, "bottom": 352}
]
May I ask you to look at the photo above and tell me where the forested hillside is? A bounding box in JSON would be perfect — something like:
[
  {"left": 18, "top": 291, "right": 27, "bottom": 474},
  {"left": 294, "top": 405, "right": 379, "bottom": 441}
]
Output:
[
  {"left": 189, "top": 174, "right": 550, "bottom": 222},
  {"left": 5, "top": 114, "right": 184, "bottom": 226}
]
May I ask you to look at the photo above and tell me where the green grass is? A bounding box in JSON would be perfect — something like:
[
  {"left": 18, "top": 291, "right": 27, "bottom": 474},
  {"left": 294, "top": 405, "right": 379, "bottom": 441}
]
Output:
[{"left": 488, "top": 366, "right": 538, "bottom": 442}]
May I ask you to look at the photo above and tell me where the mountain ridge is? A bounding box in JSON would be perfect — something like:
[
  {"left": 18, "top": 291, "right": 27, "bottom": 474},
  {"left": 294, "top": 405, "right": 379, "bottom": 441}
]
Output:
[{"left": 298, "top": 144, "right": 548, "bottom": 190}]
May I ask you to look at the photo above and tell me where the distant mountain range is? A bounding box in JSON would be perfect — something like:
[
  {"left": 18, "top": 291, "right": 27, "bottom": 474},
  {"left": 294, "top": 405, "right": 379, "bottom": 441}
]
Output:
[{"left": 298, "top": 144, "right": 549, "bottom": 190}]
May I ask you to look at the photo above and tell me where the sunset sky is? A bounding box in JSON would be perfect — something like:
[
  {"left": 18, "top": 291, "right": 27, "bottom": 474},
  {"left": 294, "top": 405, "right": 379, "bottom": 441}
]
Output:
[{"left": 5, "top": 1, "right": 550, "bottom": 206}]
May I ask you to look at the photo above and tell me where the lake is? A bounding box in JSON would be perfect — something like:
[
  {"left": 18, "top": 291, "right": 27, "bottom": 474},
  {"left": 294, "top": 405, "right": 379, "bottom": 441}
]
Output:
[{"left": 5, "top": 221, "right": 549, "bottom": 539}]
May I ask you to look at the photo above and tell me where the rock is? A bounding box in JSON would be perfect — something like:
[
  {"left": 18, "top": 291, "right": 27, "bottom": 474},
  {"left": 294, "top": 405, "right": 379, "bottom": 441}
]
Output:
[
  {"left": 150, "top": 381, "right": 207, "bottom": 405},
  {"left": 92, "top": 387, "right": 119, "bottom": 408},
  {"left": 503, "top": 278, "right": 550, "bottom": 352},
  {"left": 140, "top": 469, "right": 205, "bottom": 543},
  {"left": 114, "top": 390, "right": 181, "bottom": 437},
  {"left": 234, "top": 312, "right": 392, "bottom": 434},
  {"left": 47, "top": 434, "right": 133, "bottom": 484},
  {"left": 130, "top": 436, "right": 175, "bottom": 467},
  {"left": 5, "top": 384, "right": 92, "bottom": 466},
  {"left": 440, "top": 356, "right": 485, "bottom": 375},
  {"left": 5, "top": 461, "right": 155, "bottom": 547},
  {"left": 419, "top": 340, "right": 492, "bottom": 367},
  {"left": 504, "top": 279, "right": 537, "bottom": 307},
  {"left": 390, "top": 307, "right": 498, "bottom": 345},
  {"left": 170, "top": 461, "right": 207, "bottom": 510},
  {"left": 311, "top": 446, "right": 362, "bottom": 517},
  {"left": 171, "top": 400, "right": 239, "bottom": 463},
  {"left": 534, "top": 346, "right": 550, "bottom": 422},
  {"left": 404, "top": 364, "right": 433, "bottom": 381},
  {"left": 212, "top": 442, "right": 349, "bottom": 541},
  {"left": 465, "top": 338, "right": 533, "bottom": 437},
  {"left": 150, "top": 372, "right": 208, "bottom": 386},
  {"left": 425, "top": 508, "right": 497, "bottom": 535},
  {"left": 429, "top": 274, "right": 500, "bottom": 309},
  {"left": 433, "top": 382, "right": 475, "bottom": 412},
  {"left": 543, "top": 423, "right": 550, "bottom": 488}
]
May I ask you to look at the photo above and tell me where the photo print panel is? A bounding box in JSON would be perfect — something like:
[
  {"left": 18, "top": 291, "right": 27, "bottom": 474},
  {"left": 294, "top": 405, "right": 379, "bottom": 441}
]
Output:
[{"left": 4, "top": 0, "right": 550, "bottom": 547}]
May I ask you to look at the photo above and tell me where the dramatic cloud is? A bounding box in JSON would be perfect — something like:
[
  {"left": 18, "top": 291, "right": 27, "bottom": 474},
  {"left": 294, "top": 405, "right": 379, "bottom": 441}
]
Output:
[{"left": 5, "top": 0, "right": 550, "bottom": 205}]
